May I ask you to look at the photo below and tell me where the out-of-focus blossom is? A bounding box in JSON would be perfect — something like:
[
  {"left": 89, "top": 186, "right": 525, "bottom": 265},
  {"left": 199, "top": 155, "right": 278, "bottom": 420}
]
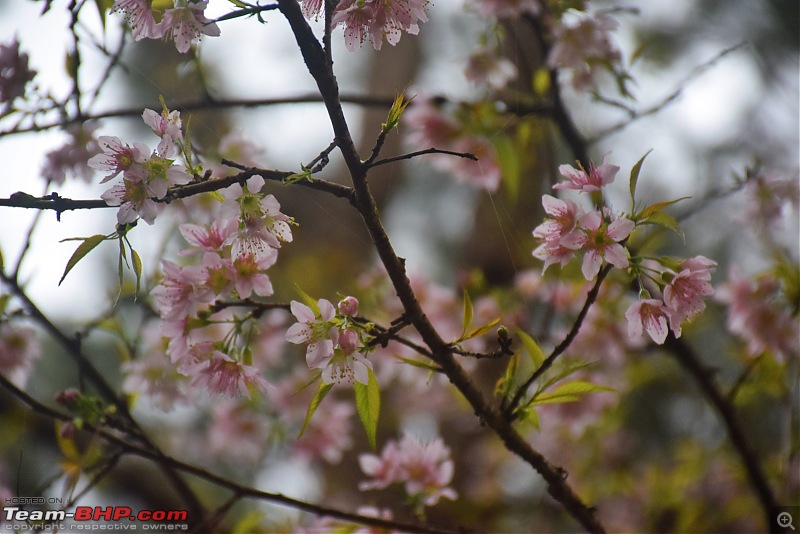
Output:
[
  {"left": 41, "top": 123, "right": 102, "bottom": 185},
  {"left": 0, "top": 324, "right": 41, "bottom": 388},
  {"left": 465, "top": 46, "right": 517, "bottom": 89},
  {"left": 473, "top": 0, "right": 540, "bottom": 19},
  {"left": 208, "top": 401, "right": 270, "bottom": 464},
  {"left": 187, "top": 350, "right": 269, "bottom": 399},
  {"left": 0, "top": 39, "right": 36, "bottom": 104},
  {"left": 716, "top": 268, "right": 799, "bottom": 361},
  {"left": 359, "top": 433, "right": 458, "bottom": 507},
  {"left": 293, "top": 400, "right": 354, "bottom": 464},
  {"left": 741, "top": 169, "right": 800, "bottom": 231},
  {"left": 548, "top": 10, "right": 623, "bottom": 91}
]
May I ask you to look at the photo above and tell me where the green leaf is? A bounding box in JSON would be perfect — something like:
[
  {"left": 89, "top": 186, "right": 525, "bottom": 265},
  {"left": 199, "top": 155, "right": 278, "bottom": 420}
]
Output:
[
  {"left": 294, "top": 285, "right": 320, "bottom": 315},
  {"left": 495, "top": 353, "right": 519, "bottom": 398},
  {"left": 0, "top": 245, "right": 4, "bottom": 270},
  {"left": 538, "top": 360, "right": 597, "bottom": 393},
  {"left": 130, "top": 246, "right": 143, "bottom": 296},
  {"left": 641, "top": 211, "right": 686, "bottom": 243},
  {"left": 629, "top": 149, "right": 652, "bottom": 211},
  {"left": 465, "top": 317, "right": 502, "bottom": 340},
  {"left": 383, "top": 92, "right": 412, "bottom": 133},
  {"left": 530, "top": 380, "right": 615, "bottom": 406},
  {"left": 635, "top": 196, "right": 691, "bottom": 220},
  {"left": 492, "top": 134, "right": 520, "bottom": 202},
  {"left": 0, "top": 294, "right": 9, "bottom": 315},
  {"left": 516, "top": 329, "right": 545, "bottom": 368},
  {"left": 298, "top": 381, "right": 333, "bottom": 439},
  {"left": 59, "top": 234, "right": 107, "bottom": 286},
  {"left": 355, "top": 368, "right": 380, "bottom": 450},
  {"left": 460, "top": 288, "right": 473, "bottom": 340},
  {"left": 394, "top": 355, "right": 442, "bottom": 372}
]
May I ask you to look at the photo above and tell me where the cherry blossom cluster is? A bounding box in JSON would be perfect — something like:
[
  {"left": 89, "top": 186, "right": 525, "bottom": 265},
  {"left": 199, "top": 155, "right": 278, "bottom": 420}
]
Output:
[
  {"left": 89, "top": 107, "right": 192, "bottom": 225},
  {"left": 110, "top": 0, "right": 220, "bottom": 54},
  {"left": 359, "top": 433, "right": 458, "bottom": 508},
  {"left": 532, "top": 154, "right": 718, "bottom": 345},
  {"left": 547, "top": 9, "right": 625, "bottom": 92},
  {"left": 148, "top": 175, "right": 294, "bottom": 398},
  {"left": 533, "top": 155, "right": 633, "bottom": 280},
  {"left": 302, "top": 0, "right": 429, "bottom": 51},
  {"left": 286, "top": 296, "right": 375, "bottom": 385}
]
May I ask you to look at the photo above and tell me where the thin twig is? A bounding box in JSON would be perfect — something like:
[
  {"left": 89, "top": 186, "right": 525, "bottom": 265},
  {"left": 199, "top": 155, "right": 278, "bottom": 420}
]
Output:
[
  {"left": 504, "top": 265, "right": 612, "bottom": 418},
  {"left": 367, "top": 147, "right": 478, "bottom": 169}
]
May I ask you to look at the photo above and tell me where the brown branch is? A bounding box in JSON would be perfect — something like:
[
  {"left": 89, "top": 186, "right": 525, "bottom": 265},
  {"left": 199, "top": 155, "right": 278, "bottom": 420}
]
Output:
[
  {"left": 367, "top": 147, "right": 478, "bottom": 169},
  {"left": 664, "top": 334, "right": 777, "bottom": 530},
  {"left": 0, "top": 374, "right": 465, "bottom": 534},
  {"left": 276, "top": 1, "right": 605, "bottom": 531}
]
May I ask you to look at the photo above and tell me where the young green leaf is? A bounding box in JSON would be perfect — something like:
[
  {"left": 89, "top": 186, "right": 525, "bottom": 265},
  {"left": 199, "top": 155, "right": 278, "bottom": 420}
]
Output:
[
  {"left": 465, "top": 317, "right": 502, "bottom": 340},
  {"left": 383, "top": 92, "right": 413, "bottom": 133},
  {"left": 640, "top": 211, "right": 686, "bottom": 243},
  {"left": 635, "top": 196, "right": 691, "bottom": 220},
  {"left": 298, "top": 381, "right": 333, "bottom": 439},
  {"left": 294, "top": 285, "right": 320, "bottom": 315},
  {"left": 460, "top": 288, "right": 474, "bottom": 341},
  {"left": 59, "top": 234, "right": 107, "bottom": 286},
  {"left": 130, "top": 246, "right": 143, "bottom": 296},
  {"left": 516, "top": 328, "right": 545, "bottom": 368},
  {"left": 495, "top": 353, "right": 519, "bottom": 398},
  {"left": 355, "top": 368, "right": 380, "bottom": 450},
  {"left": 530, "top": 380, "right": 615, "bottom": 406},
  {"left": 394, "top": 355, "right": 442, "bottom": 373},
  {"left": 629, "top": 149, "right": 653, "bottom": 211}
]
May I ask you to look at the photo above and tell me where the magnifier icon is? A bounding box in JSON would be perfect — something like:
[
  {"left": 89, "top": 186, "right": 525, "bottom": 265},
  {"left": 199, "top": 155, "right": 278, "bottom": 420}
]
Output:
[{"left": 778, "top": 512, "right": 796, "bottom": 531}]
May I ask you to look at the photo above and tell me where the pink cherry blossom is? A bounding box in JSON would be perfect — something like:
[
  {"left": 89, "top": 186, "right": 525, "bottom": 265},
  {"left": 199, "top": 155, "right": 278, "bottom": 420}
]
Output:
[
  {"left": 742, "top": 169, "right": 800, "bottom": 231},
  {"left": 625, "top": 299, "right": 671, "bottom": 345},
  {"left": 300, "top": 0, "right": 324, "bottom": 20},
  {"left": 101, "top": 179, "right": 163, "bottom": 225},
  {"left": 179, "top": 219, "right": 237, "bottom": 255},
  {"left": 230, "top": 252, "right": 276, "bottom": 298},
  {"left": 333, "top": 0, "right": 428, "bottom": 52},
  {"left": 142, "top": 108, "right": 182, "bottom": 157},
  {"left": 157, "top": 1, "right": 221, "bottom": 54},
  {"left": 88, "top": 136, "right": 149, "bottom": 182},
  {"left": 111, "top": 0, "right": 160, "bottom": 40},
  {"left": 208, "top": 401, "right": 270, "bottom": 464},
  {"left": 188, "top": 350, "right": 268, "bottom": 399},
  {"left": 359, "top": 440, "right": 404, "bottom": 490},
  {"left": 286, "top": 299, "right": 338, "bottom": 370},
  {"left": 150, "top": 260, "right": 209, "bottom": 321},
  {"left": 553, "top": 153, "right": 619, "bottom": 193},
  {"left": 532, "top": 194, "right": 583, "bottom": 272},
  {"left": 562, "top": 210, "right": 634, "bottom": 280},
  {"left": 663, "top": 256, "right": 716, "bottom": 333}
]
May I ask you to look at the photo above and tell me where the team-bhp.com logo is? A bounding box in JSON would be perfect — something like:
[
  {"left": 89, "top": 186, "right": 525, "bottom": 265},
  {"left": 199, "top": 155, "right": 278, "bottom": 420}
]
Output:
[{"left": 3, "top": 499, "right": 188, "bottom": 531}]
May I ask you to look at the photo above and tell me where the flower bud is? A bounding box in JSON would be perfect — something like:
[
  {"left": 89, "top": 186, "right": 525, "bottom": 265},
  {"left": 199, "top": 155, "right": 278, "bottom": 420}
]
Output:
[
  {"left": 55, "top": 388, "right": 81, "bottom": 408},
  {"left": 338, "top": 296, "right": 359, "bottom": 317},
  {"left": 339, "top": 328, "right": 359, "bottom": 355}
]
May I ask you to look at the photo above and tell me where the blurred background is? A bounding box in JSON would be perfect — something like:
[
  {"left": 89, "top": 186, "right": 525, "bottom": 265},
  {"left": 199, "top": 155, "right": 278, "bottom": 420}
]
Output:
[{"left": 0, "top": 0, "right": 797, "bottom": 531}]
